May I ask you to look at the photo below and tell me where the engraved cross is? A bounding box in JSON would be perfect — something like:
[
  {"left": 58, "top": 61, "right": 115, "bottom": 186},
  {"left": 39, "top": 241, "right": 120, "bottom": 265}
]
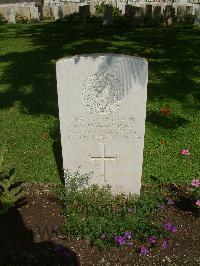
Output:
[{"left": 89, "top": 144, "right": 117, "bottom": 183}]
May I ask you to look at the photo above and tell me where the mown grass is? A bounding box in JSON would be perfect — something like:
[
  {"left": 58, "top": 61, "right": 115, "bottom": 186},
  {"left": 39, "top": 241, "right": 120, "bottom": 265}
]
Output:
[{"left": 0, "top": 21, "right": 200, "bottom": 185}]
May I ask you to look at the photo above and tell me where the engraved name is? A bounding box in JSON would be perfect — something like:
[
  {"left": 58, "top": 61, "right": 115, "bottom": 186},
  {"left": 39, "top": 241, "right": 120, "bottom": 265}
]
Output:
[{"left": 67, "top": 116, "right": 140, "bottom": 141}]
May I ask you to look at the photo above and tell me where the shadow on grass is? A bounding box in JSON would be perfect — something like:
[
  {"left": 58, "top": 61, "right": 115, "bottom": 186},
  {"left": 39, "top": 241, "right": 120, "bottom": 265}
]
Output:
[
  {"left": 0, "top": 22, "right": 200, "bottom": 116},
  {"left": 146, "top": 111, "right": 189, "bottom": 129},
  {"left": 0, "top": 21, "right": 200, "bottom": 181}
]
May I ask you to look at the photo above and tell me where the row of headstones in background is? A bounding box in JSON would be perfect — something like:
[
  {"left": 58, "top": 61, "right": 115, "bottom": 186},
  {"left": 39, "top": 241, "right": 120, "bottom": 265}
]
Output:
[
  {"left": 0, "top": 3, "right": 39, "bottom": 23},
  {"left": 194, "top": 5, "right": 200, "bottom": 25},
  {"left": 124, "top": 3, "right": 200, "bottom": 26},
  {"left": 42, "top": 3, "right": 96, "bottom": 20},
  {"left": 0, "top": 2, "right": 200, "bottom": 25}
]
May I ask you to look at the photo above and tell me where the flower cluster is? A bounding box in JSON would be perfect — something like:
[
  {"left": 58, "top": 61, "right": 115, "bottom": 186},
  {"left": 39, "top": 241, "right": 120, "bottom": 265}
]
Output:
[
  {"left": 148, "top": 236, "right": 157, "bottom": 244},
  {"left": 164, "top": 223, "right": 177, "bottom": 233},
  {"left": 191, "top": 179, "right": 200, "bottom": 208},
  {"left": 180, "top": 148, "right": 190, "bottom": 156},
  {"left": 115, "top": 231, "right": 133, "bottom": 245},
  {"left": 191, "top": 179, "right": 200, "bottom": 188},
  {"left": 195, "top": 200, "right": 200, "bottom": 207},
  {"left": 139, "top": 237, "right": 169, "bottom": 255},
  {"left": 167, "top": 198, "right": 174, "bottom": 205},
  {"left": 140, "top": 246, "right": 149, "bottom": 255},
  {"left": 159, "top": 108, "right": 172, "bottom": 115},
  {"left": 161, "top": 240, "right": 169, "bottom": 249}
]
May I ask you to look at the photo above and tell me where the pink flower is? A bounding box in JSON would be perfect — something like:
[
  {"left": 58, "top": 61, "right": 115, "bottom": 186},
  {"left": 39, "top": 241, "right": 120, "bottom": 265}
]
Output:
[
  {"left": 195, "top": 200, "right": 200, "bottom": 207},
  {"left": 191, "top": 179, "right": 200, "bottom": 187},
  {"left": 180, "top": 149, "right": 190, "bottom": 156}
]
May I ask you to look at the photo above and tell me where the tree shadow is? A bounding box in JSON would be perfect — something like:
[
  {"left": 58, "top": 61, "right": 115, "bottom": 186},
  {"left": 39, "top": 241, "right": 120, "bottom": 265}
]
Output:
[
  {"left": 0, "top": 205, "right": 80, "bottom": 265},
  {"left": 0, "top": 22, "right": 200, "bottom": 183},
  {"left": 146, "top": 111, "right": 189, "bottom": 129}
]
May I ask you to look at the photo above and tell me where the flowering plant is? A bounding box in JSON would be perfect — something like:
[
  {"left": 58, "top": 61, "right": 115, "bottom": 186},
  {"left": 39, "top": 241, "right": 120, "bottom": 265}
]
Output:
[
  {"left": 159, "top": 107, "right": 172, "bottom": 115},
  {"left": 190, "top": 179, "right": 200, "bottom": 208}
]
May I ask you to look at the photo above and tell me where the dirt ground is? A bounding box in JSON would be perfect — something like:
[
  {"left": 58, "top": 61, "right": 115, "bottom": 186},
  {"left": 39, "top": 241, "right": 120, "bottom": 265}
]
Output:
[{"left": 0, "top": 183, "right": 199, "bottom": 266}]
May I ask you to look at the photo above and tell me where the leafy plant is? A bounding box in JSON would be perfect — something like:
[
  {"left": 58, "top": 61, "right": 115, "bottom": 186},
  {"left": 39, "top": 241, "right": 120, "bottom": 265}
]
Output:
[
  {"left": 0, "top": 147, "right": 24, "bottom": 214},
  {"left": 57, "top": 171, "right": 167, "bottom": 248},
  {"left": 0, "top": 13, "right": 6, "bottom": 24},
  {"left": 28, "top": 18, "right": 39, "bottom": 24},
  {"left": 15, "top": 13, "right": 28, "bottom": 24},
  {"left": 95, "top": 2, "right": 121, "bottom": 17},
  {"left": 64, "top": 12, "right": 81, "bottom": 23},
  {"left": 64, "top": 169, "right": 91, "bottom": 192}
]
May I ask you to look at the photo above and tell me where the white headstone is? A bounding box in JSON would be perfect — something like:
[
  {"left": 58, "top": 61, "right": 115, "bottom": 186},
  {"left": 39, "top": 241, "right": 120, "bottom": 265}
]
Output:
[
  {"left": 52, "top": 5, "right": 62, "bottom": 20},
  {"left": 103, "top": 5, "right": 113, "bottom": 26},
  {"left": 177, "top": 5, "right": 186, "bottom": 23},
  {"left": 3, "top": 5, "right": 16, "bottom": 23},
  {"left": 30, "top": 6, "right": 39, "bottom": 20},
  {"left": 194, "top": 6, "right": 200, "bottom": 26},
  {"left": 163, "top": 5, "right": 175, "bottom": 27},
  {"left": 56, "top": 54, "right": 148, "bottom": 195}
]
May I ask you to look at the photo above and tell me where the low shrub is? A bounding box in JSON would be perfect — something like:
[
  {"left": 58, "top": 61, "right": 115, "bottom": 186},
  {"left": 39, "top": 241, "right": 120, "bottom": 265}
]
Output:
[
  {"left": 95, "top": 3, "right": 122, "bottom": 17},
  {"left": 64, "top": 12, "right": 81, "bottom": 23},
  {"left": 0, "top": 13, "right": 6, "bottom": 24},
  {"left": 0, "top": 147, "right": 24, "bottom": 214},
  {"left": 15, "top": 13, "right": 28, "bottom": 24},
  {"left": 28, "top": 18, "right": 39, "bottom": 23},
  {"left": 57, "top": 171, "right": 168, "bottom": 248}
]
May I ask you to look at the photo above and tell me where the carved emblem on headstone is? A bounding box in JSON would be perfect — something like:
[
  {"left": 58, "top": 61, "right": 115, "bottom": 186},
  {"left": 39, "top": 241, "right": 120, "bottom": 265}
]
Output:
[{"left": 82, "top": 69, "right": 124, "bottom": 114}]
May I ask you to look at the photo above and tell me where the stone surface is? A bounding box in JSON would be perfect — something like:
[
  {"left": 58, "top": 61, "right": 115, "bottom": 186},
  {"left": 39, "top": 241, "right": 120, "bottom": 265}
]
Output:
[
  {"left": 133, "top": 6, "right": 145, "bottom": 26},
  {"left": 125, "top": 5, "right": 145, "bottom": 26},
  {"left": 163, "top": 5, "right": 175, "bottom": 27},
  {"left": 177, "top": 5, "right": 186, "bottom": 23},
  {"left": 30, "top": 5, "right": 39, "bottom": 20},
  {"left": 186, "top": 5, "right": 193, "bottom": 20},
  {"left": 103, "top": 5, "right": 113, "bottom": 26},
  {"left": 0, "top": 5, "right": 15, "bottom": 23},
  {"left": 194, "top": 6, "right": 200, "bottom": 26},
  {"left": 52, "top": 5, "right": 64, "bottom": 20},
  {"left": 79, "top": 5, "right": 90, "bottom": 19},
  {"left": 152, "top": 5, "right": 162, "bottom": 25},
  {"left": 43, "top": 4, "right": 53, "bottom": 19},
  {"left": 56, "top": 54, "right": 148, "bottom": 195}
]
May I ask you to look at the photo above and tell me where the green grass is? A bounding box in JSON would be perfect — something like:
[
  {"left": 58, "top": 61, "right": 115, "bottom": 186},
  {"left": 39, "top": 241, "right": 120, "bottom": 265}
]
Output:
[{"left": 0, "top": 22, "right": 200, "bottom": 185}]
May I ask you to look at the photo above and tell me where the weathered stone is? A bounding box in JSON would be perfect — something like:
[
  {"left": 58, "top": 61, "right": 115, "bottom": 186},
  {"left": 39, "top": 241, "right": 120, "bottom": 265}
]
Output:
[
  {"left": 79, "top": 5, "right": 90, "bottom": 20},
  {"left": 186, "top": 5, "right": 193, "bottom": 21},
  {"left": 145, "top": 4, "right": 152, "bottom": 25},
  {"left": 30, "top": 5, "right": 39, "bottom": 20},
  {"left": 43, "top": 4, "right": 53, "bottom": 19},
  {"left": 52, "top": 5, "right": 63, "bottom": 20},
  {"left": 177, "top": 5, "right": 186, "bottom": 23},
  {"left": 2, "top": 5, "right": 15, "bottom": 23},
  {"left": 163, "top": 5, "right": 175, "bottom": 27},
  {"left": 152, "top": 5, "right": 162, "bottom": 25},
  {"left": 56, "top": 54, "right": 148, "bottom": 195},
  {"left": 103, "top": 5, "right": 113, "bottom": 26},
  {"left": 194, "top": 6, "right": 200, "bottom": 26},
  {"left": 125, "top": 5, "right": 144, "bottom": 26}
]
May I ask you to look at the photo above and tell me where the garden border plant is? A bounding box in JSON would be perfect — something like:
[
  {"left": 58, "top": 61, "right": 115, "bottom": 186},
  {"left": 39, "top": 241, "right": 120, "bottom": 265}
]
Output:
[
  {"left": 56, "top": 170, "right": 182, "bottom": 253},
  {"left": 0, "top": 147, "right": 24, "bottom": 214}
]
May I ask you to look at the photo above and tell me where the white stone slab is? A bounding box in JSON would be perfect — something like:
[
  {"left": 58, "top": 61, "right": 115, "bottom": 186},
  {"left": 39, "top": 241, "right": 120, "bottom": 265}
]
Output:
[
  {"left": 56, "top": 54, "right": 148, "bottom": 195},
  {"left": 194, "top": 6, "right": 200, "bottom": 26}
]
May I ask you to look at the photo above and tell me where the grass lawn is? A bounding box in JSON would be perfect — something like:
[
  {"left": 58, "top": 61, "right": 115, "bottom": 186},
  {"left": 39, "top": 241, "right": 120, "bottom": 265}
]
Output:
[{"left": 0, "top": 22, "right": 200, "bottom": 185}]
